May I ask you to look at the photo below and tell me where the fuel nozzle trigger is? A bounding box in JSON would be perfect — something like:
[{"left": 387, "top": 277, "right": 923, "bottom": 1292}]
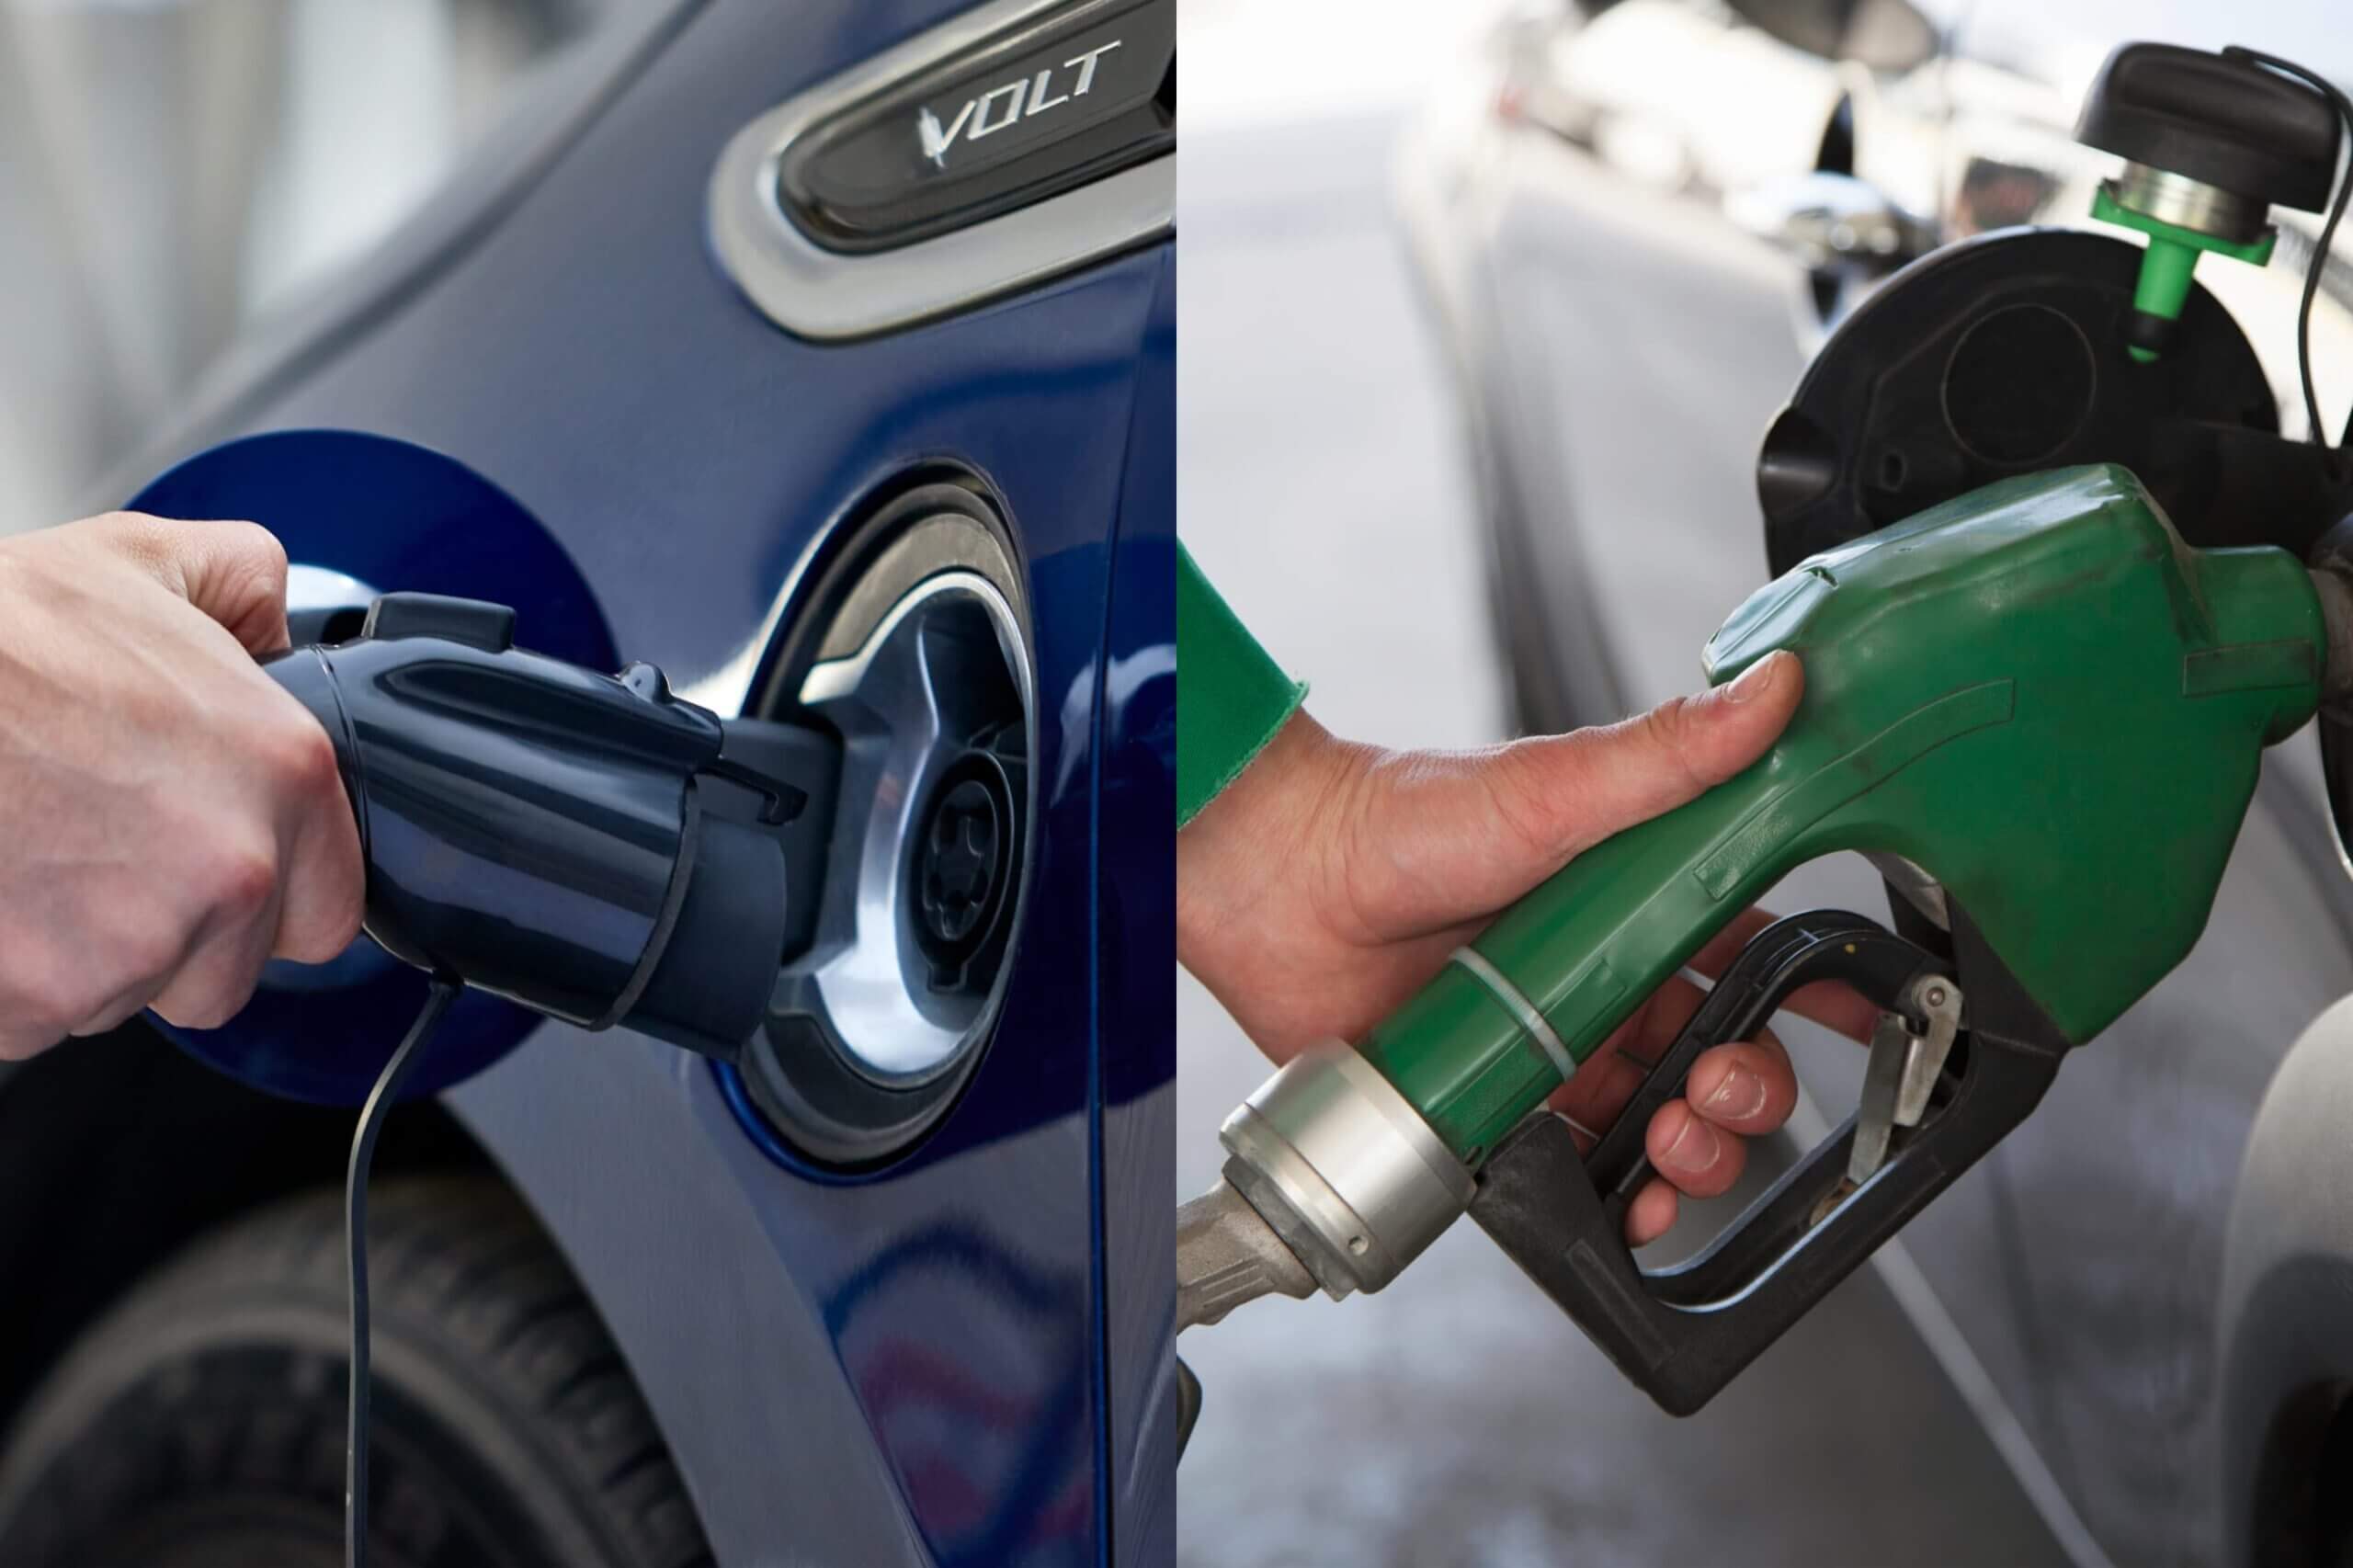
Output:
[
  {"left": 1844, "top": 967, "right": 1963, "bottom": 1192},
  {"left": 1468, "top": 906, "right": 2066, "bottom": 1416}
]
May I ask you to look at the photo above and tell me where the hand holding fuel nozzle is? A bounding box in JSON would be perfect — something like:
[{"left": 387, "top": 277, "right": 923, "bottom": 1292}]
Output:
[
  {"left": 1176, "top": 40, "right": 2353, "bottom": 1424},
  {"left": 1180, "top": 649, "right": 1876, "bottom": 1248},
  {"left": 1180, "top": 465, "right": 2353, "bottom": 1418}
]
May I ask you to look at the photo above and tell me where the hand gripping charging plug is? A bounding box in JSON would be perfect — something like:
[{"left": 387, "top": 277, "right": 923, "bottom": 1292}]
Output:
[
  {"left": 1178, "top": 464, "right": 2353, "bottom": 1422},
  {"left": 260, "top": 592, "right": 839, "bottom": 1568}
]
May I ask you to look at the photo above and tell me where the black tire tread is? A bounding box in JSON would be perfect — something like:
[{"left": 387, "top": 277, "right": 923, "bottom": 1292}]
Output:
[{"left": 0, "top": 1176, "right": 712, "bottom": 1568}]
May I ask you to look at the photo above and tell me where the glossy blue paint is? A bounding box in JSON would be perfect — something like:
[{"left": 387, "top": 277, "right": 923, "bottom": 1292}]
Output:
[
  {"left": 110, "top": 2, "right": 1173, "bottom": 1562},
  {"left": 127, "top": 430, "right": 617, "bottom": 1106}
]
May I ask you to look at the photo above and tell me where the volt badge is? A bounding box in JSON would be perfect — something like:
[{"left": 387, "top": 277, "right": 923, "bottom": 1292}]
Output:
[
  {"left": 777, "top": 0, "right": 1175, "bottom": 254},
  {"left": 919, "top": 40, "right": 1127, "bottom": 169}
]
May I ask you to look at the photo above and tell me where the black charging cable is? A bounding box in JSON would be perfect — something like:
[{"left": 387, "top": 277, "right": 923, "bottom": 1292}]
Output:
[
  {"left": 344, "top": 977, "right": 460, "bottom": 1568},
  {"left": 2222, "top": 47, "right": 2353, "bottom": 452}
]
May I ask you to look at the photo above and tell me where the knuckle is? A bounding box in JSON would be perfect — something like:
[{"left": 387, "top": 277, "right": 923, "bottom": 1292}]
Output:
[
  {"left": 1637, "top": 693, "right": 1694, "bottom": 754},
  {"left": 1482, "top": 741, "right": 1566, "bottom": 858},
  {"left": 207, "top": 840, "right": 282, "bottom": 919},
  {"left": 224, "top": 517, "right": 285, "bottom": 566},
  {"left": 153, "top": 993, "right": 221, "bottom": 1031},
  {"left": 97, "top": 510, "right": 176, "bottom": 562},
  {"left": 221, "top": 519, "right": 289, "bottom": 589},
  {"left": 1634, "top": 698, "right": 1707, "bottom": 790},
  {"left": 267, "top": 712, "right": 342, "bottom": 800},
  {"left": 11, "top": 967, "right": 94, "bottom": 1039},
  {"left": 113, "top": 916, "right": 185, "bottom": 991},
  {"left": 289, "top": 889, "right": 365, "bottom": 963},
  {"left": 163, "top": 983, "right": 245, "bottom": 1030},
  {"left": 150, "top": 951, "right": 259, "bottom": 1031}
]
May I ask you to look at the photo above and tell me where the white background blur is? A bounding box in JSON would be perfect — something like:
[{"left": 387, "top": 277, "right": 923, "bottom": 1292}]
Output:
[{"left": 0, "top": 0, "right": 600, "bottom": 536}]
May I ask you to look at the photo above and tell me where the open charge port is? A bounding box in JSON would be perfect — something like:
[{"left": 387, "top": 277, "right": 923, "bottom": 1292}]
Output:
[{"left": 733, "top": 483, "right": 1037, "bottom": 1167}]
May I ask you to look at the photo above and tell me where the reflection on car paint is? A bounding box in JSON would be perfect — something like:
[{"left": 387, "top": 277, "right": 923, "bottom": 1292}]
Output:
[{"left": 827, "top": 1218, "right": 1092, "bottom": 1567}]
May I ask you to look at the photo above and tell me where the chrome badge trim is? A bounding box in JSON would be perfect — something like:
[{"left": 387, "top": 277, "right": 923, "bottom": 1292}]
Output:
[{"left": 707, "top": 0, "right": 1172, "bottom": 341}]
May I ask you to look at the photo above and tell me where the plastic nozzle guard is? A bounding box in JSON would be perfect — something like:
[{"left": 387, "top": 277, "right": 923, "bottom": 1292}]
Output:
[{"left": 264, "top": 593, "right": 838, "bottom": 1062}]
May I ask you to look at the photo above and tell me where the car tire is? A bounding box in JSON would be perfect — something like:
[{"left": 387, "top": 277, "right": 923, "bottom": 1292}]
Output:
[
  {"left": 2219, "top": 994, "right": 2353, "bottom": 1568},
  {"left": 0, "top": 1176, "right": 711, "bottom": 1568}
]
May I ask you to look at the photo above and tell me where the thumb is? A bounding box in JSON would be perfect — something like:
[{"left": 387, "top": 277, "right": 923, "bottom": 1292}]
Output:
[
  {"left": 1492, "top": 649, "right": 1803, "bottom": 865},
  {"left": 1345, "top": 652, "right": 1804, "bottom": 937}
]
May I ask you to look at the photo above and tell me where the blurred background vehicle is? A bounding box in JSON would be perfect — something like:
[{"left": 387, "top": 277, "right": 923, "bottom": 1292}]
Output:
[
  {"left": 0, "top": 2, "right": 1174, "bottom": 1564},
  {"left": 1181, "top": 0, "right": 2353, "bottom": 1564}
]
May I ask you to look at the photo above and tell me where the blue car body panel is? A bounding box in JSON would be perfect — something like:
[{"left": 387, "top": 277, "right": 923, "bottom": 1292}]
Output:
[
  {"left": 1093, "top": 256, "right": 1177, "bottom": 1560},
  {"left": 114, "top": 3, "right": 1175, "bottom": 1562}
]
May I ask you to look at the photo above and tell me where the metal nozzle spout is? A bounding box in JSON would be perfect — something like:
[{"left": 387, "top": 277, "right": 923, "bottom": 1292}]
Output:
[{"left": 1176, "top": 1178, "right": 1315, "bottom": 1333}]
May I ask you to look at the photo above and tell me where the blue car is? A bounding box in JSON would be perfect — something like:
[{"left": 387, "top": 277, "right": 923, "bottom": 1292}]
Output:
[{"left": 0, "top": 2, "right": 1175, "bottom": 1563}]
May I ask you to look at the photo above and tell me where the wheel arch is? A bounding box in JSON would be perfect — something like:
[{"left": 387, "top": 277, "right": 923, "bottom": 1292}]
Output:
[{"left": 0, "top": 1021, "right": 500, "bottom": 1446}]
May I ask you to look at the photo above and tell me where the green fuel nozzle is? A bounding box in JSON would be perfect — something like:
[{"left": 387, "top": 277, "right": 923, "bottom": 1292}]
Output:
[
  {"left": 2075, "top": 43, "right": 2338, "bottom": 361},
  {"left": 1364, "top": 464, "right": 2320, "bottom": 1160},
  {"left": 1170, "top": 46, "right": 2353, "bottom": 1431},
  {"left": 1186, "top": 465, "right": 2347, "bottom": 1415}
]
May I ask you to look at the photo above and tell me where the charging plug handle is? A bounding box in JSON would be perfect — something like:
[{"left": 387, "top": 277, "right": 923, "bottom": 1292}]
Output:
[{"left": 266, "top": 593, "right": 839, "bottom": 1062}]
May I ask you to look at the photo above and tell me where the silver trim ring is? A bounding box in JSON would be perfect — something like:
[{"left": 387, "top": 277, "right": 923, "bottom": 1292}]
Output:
[
  {"left": 793, "top": 570, "right": 1035, "bottom": 1085},
  {"left": 2109, "top": 162, "right": 2269, "bottom": 246},
  {"left": 1219, "top": 1044, "right": 1474, "bottom": 1299},
  {"left": 706, "top": 0, "right": 1173, "bottom": 341}
]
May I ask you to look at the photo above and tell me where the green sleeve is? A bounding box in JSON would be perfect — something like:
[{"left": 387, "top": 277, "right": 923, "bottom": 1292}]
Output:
[{"left": 1177, "top": 543, "right": 1306, "bottom": 827}]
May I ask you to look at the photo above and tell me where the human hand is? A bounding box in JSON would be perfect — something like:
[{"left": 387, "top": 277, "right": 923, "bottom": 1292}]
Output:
[
  {"left": 0, "top": 514, "right": 364, "bottom": 1058},
  {"left": 1177, "top": 651, "right": 1878, "bottom": 1244}
]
